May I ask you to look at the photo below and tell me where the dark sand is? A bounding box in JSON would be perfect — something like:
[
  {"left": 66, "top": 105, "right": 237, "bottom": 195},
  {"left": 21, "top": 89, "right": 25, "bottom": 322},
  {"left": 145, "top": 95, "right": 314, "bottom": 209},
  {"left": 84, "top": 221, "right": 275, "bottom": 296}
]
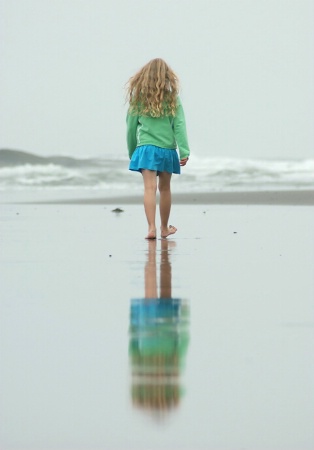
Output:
[{"left": 23, "top": 190, "right": 314, "bottom": 205}]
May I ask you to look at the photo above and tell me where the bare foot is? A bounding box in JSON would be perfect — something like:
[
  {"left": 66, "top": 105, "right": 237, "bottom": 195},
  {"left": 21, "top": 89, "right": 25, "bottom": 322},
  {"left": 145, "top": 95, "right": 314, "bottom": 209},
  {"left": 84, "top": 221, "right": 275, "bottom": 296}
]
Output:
[
  {"left": 161, "top": 225, "right": 177, "bottom": 239},
  {"left": 145, "top": 229, "right": 156, "bottom": 240}
]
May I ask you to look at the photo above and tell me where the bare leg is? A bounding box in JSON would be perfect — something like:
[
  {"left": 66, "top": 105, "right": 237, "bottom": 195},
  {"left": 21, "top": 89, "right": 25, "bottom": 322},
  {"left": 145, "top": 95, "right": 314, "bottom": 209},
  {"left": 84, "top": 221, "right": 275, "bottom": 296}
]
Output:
[
  {"left": 142, "top": 169, "right": 157, "bottom": 239},
  {"left": 159, "top": 171, "right": 177, "bottom": 238}
]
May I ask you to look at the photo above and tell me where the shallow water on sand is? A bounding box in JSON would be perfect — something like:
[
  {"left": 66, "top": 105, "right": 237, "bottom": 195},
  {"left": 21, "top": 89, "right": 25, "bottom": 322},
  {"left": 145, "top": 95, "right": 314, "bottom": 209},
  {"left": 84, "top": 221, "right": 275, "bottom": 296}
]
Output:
[{"left": 0, "top": 204, "right": 314, "bottom": 449}]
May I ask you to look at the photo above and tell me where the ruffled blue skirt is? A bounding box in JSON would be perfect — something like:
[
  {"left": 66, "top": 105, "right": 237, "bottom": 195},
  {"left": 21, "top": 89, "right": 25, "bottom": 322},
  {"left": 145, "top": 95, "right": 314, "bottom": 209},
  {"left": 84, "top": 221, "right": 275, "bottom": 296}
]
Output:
[{"left": 129, "top": 145, "right": 180, "bottom": 175}]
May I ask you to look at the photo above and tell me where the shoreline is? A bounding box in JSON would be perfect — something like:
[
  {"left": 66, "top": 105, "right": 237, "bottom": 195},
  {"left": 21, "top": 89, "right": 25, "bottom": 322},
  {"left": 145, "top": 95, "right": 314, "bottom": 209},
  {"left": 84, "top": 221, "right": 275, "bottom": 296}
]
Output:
[{"left": 10, "top": 189, "right": 314, "bottom": 206}]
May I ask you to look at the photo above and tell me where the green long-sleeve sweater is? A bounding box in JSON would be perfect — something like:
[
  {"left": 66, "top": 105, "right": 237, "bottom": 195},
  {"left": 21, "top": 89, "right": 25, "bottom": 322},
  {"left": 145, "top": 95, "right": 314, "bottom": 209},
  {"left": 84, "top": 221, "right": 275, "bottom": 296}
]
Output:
[{"left": 126, "top": 97, "right": 190, "bottom": 160}]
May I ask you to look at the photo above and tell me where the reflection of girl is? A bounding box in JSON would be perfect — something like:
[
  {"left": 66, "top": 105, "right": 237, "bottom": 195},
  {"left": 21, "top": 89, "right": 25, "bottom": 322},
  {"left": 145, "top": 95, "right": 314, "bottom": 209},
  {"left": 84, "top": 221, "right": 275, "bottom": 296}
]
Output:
[
  {"left": 129, "top": 240, "right": 189, "bottom": 411},
  {"left": 126, "top": 58, "right": 190, "bottom": 239},
  {"left": 129, "top": 298, "right": 189, "bottom": 410}
]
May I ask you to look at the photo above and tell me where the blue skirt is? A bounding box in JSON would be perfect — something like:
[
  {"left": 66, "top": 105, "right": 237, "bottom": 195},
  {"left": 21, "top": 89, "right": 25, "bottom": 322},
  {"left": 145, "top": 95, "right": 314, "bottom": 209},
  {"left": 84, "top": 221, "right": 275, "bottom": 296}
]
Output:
[{"left": 129, "top": 145, "right": 180, "bottom": 175}]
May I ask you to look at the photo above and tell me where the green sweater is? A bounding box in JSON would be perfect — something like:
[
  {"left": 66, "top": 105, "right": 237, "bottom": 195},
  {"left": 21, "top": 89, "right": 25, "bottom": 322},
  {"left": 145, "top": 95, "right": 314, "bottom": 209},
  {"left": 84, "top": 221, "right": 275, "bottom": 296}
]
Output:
[{"left": 126, "top": 97, "right": 190, "bottom": 160}]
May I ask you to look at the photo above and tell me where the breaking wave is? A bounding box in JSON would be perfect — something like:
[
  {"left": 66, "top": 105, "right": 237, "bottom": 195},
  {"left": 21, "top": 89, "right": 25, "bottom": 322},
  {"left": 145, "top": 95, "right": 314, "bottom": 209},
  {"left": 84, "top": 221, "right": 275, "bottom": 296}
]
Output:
[{"left": 0, "top": 149, "right": 313, "bottom": 192}]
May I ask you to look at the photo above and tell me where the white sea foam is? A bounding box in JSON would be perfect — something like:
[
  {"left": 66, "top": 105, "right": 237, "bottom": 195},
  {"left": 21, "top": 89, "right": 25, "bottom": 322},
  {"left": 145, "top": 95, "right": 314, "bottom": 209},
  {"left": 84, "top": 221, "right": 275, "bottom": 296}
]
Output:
[
  {"left": 0, "top": 152, "right": 313, "bottom": 192},
  {"left": 177, "top": 156, "right": 314, "bottom": 191}
]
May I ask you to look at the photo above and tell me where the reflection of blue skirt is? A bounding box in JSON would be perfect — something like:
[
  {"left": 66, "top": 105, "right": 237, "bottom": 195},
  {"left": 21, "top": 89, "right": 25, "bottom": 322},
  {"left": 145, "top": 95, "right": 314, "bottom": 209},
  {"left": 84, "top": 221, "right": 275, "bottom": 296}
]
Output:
[{"left": 129, "top": 145, "right": 180, "bottom": 175}]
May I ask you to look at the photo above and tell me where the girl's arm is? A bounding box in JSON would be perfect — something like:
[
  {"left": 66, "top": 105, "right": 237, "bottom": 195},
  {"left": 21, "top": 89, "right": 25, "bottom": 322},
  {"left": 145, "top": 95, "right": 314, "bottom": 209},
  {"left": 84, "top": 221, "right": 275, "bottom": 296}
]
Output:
[
  {"left": 126, "top": 112, "right": 138, "bottom": 159},
  {"left": 173, "top": 97, "right": 190, "bottom": 160}
]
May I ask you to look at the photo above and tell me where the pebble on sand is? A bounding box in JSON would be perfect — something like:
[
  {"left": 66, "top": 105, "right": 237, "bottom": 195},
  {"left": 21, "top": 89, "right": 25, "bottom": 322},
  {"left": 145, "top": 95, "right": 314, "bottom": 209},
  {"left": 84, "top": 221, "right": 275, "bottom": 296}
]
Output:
[{"left": 112, "top": 208, "right": 124, "bottom": 213}]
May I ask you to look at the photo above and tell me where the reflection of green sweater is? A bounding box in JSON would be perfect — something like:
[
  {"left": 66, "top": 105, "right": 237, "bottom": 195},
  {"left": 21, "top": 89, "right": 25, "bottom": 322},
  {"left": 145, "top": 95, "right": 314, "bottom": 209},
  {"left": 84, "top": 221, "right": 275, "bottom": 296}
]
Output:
[
  {"left": 126, "top": 97, "right": 190, "bottom": 160},
  {"left": 129, "top": 298, "right": 190, "bottom": 369}
]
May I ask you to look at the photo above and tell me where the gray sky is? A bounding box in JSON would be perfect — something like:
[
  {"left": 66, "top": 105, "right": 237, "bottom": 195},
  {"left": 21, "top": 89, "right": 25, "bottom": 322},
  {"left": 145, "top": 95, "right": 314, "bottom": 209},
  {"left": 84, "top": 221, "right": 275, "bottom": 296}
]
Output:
[{"left": 1, "top": 0, "right": 313, "bottom": 160}]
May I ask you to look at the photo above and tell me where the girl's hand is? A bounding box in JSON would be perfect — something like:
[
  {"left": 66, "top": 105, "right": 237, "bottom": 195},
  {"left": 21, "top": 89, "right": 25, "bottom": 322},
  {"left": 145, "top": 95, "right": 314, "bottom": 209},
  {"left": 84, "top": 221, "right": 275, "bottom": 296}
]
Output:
[{"left": 180, "top": 157, "right": 189, "bottom": 166}]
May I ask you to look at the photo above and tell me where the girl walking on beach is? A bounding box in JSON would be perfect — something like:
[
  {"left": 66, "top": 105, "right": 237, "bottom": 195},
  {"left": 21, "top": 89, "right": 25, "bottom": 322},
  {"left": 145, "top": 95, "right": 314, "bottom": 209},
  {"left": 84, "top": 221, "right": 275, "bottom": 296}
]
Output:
[{"left": 126, "top": 58, "right": 190, "bottom": 239}]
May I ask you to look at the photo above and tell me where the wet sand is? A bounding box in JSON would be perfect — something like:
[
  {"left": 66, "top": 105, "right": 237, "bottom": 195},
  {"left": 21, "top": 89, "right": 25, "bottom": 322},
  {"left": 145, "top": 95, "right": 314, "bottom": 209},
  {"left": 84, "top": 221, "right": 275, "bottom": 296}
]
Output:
[
  {"left": 2, "top": 189, "right": 314, "bottom": 206},
  {"left": 6, "top": 189, "right": 314, "bottom": 205},
  {"left": 0, "top": 197, "right": 314, "bottom": 449}
]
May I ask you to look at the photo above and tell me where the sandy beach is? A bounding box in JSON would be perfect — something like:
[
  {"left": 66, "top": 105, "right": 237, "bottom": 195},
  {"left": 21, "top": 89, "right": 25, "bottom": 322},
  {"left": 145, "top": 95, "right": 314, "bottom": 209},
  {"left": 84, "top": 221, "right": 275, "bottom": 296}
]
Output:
[{"left": 1, "top": 191, "right": 314, "bottom": 449}]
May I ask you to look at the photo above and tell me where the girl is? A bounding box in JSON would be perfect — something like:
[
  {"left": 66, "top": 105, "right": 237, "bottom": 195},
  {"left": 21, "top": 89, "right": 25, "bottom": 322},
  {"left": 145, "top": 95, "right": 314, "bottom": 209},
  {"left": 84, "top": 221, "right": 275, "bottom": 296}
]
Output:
[{"left": 126, "top": 58, "right": 190, "bottom": 239}]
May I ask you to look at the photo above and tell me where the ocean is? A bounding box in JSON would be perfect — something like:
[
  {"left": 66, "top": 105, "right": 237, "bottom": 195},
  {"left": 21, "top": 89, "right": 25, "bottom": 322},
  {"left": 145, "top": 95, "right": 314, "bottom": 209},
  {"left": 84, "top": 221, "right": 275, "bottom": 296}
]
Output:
[{"left": 0, "top": 149, "right": 313, "bottom": 194}]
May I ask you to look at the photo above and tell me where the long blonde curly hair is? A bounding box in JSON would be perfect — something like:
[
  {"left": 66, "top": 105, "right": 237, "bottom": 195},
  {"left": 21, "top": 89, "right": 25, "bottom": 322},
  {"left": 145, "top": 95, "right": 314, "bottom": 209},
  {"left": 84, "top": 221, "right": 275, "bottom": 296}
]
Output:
[{"left": 126, "top": 58, "right": 179, "bottom": 117}]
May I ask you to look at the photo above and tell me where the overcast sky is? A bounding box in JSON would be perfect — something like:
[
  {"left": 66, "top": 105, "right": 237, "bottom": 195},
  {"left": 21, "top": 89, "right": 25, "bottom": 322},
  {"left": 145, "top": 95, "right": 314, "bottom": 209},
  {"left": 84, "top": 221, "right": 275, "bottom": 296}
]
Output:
[{"left": 1, "top": 0, "right": 313, "bottom": 160}]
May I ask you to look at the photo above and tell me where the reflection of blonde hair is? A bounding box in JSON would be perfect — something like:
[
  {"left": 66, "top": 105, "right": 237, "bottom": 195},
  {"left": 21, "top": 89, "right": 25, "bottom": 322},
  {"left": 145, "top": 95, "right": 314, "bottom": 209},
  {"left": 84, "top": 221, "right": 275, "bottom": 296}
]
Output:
[
  {"left": 131, "top": 354, "right": 181, "bottom": 410},
  {"left": 126, "top": 58, "right": 179, "bottom": 117},
  {"left": 132, "top": 383, "right": 180, "bottom": 410}
]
